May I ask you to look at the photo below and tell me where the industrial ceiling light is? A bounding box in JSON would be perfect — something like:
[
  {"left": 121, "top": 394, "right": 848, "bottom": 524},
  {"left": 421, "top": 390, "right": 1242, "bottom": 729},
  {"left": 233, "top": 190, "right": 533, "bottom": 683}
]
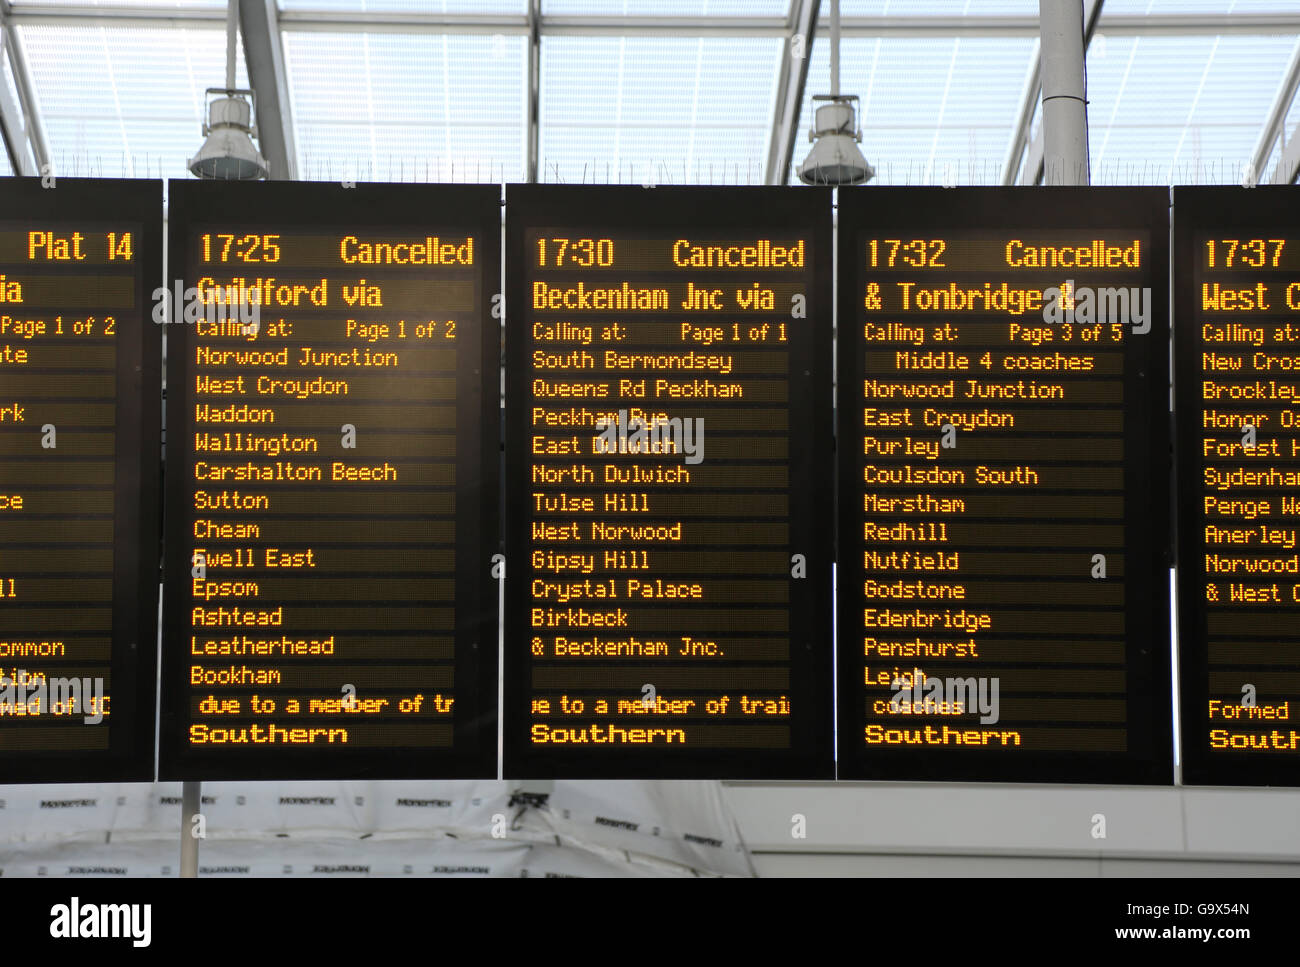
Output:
[
  {"left": 190, "top": 89, "right": 268, "bottom": 180},
  {"left": 797, "top": 0, "right": 873, "bottom": 186},
  {"left": 189, "top": 0, "right": 267, "bottom": 180},
  {"left": 798, "top": 95, "right": 873, "bottom": 186}
]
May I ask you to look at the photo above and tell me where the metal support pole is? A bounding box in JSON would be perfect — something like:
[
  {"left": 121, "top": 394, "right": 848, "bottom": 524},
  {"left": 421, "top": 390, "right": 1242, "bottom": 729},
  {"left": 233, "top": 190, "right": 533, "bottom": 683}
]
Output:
[
  {"left": 526, "top": 0, "right": 540, "bottom": 182},
  {"left": 180, "top": 780, "right": 201, "bottom": 878},
  {"left": 225, "top": 0, "right": 238, "bottom": 90},
  {"left": 829, "top": 0, "right": 840, "bottom": 98},
  {"left": 240, "top": 0, "right": 299, "bottom": 181},
  {"left": 1038, "top": 0, "right": 1089, "bottom": 185}
]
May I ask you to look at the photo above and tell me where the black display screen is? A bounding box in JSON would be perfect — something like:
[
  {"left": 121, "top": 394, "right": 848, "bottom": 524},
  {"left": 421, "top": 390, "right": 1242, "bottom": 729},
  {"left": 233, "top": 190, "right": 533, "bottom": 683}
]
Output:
[
  {"left": 503, "top": 185, "right": 834, "bottom": 778},
  {"left": 1175, "top": 186, "right": 1300, "bottom": 786},
  {"left": 0, "top": 177, "right": 160, "bottom": 781},
  {"left": 837, "top": 187, "right": 1173, "bottom": 783},
  {"left": 160, "top": 181, "right": 499, "bottom": 780}
]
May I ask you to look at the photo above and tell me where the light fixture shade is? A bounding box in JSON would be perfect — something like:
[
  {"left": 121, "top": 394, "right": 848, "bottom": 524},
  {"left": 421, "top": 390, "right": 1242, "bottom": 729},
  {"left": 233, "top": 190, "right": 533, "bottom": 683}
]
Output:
[
  {"left": 189, "top": 93, "right": 268, "bottom": 181},
  {"left": 798, "top": 96, "right": 874, "bottom": 186},
  {"left": 798, "top": 134, "right": 874, "bottom": 186}
]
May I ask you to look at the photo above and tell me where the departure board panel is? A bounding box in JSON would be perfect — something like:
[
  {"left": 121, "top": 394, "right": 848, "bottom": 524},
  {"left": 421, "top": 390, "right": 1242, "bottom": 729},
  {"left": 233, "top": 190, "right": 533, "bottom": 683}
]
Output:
[
  {"left": 161, "top": 182, "right": 498, "bottom": 780},
  {"left": 503, "top": 185, "right": 834, "bottom": 778},
  {"left": 0, "top": 178, "right": 160, "bottom": 782},
  {"left": 1175, "top": 187, "right": 1300, "bottom": 786},
  {"left": 837, "top": 188, "right": 1172, "bottom": 784}
]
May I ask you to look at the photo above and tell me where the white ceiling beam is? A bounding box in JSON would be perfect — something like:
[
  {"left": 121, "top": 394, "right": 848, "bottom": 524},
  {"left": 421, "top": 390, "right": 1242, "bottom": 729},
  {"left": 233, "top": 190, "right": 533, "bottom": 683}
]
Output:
[
  {"left": 239, "top": 0, "right": 298, "bottom": 181},
  {"left": 765, "top": 0, "right": 820, "bottom": 185},
  {"left": 0, "top": 15, "right": 49, "bottom": 175},
  {"left": 0, "top": 0, "right": 33, "bottom": 176},
  {"left": 4, "top": 7, "right": 1298, "bottom": 36},
  {"left": 1273, "top": 120, "right": 1300, "bottom": 185},
  {"left": 0, "top": 55, "right": 33, "bottom": 175},
  {"left": 1002, "top": 41, "right": 1041, "bottom": 185}
]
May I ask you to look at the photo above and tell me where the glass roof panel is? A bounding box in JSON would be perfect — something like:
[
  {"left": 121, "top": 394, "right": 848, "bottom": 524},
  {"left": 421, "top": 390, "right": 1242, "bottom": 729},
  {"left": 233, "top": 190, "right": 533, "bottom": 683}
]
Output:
[
  {"left": 790, "top": 35, "right": 1035, "bottom": 185},
  {"left": 1085, "top": 33, "right": 1297, "bottom": 185},
  {"left": 284, "top": 30, "right": 525, "bottom": 182},
  {"left": 19, "top": 23, "right": 248, "bottom": 180},
  {"left": 6, "top": 2, "right": 1297, "bottom": 188},
  {"left": 540, "top": 34, "right": 778, "bottom": 185}
]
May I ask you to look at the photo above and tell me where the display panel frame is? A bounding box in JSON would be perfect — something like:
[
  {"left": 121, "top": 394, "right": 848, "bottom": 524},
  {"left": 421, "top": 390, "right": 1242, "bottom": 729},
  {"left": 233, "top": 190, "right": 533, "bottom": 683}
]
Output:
[
  {"left": 160, "top": 180, "right": 500, "bottom": 781},
  {"left": 836, "top": 186, "right": 1173, "bottom": 784},
  {"left": 503, "top": 184, "right": 835, "bottom": 779},
  {"left": 0, "top": 177, "right": 161, "bottom": 783},
  {"left": 1174, "top": 185, "right": 1300, "bottom": 788}
]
